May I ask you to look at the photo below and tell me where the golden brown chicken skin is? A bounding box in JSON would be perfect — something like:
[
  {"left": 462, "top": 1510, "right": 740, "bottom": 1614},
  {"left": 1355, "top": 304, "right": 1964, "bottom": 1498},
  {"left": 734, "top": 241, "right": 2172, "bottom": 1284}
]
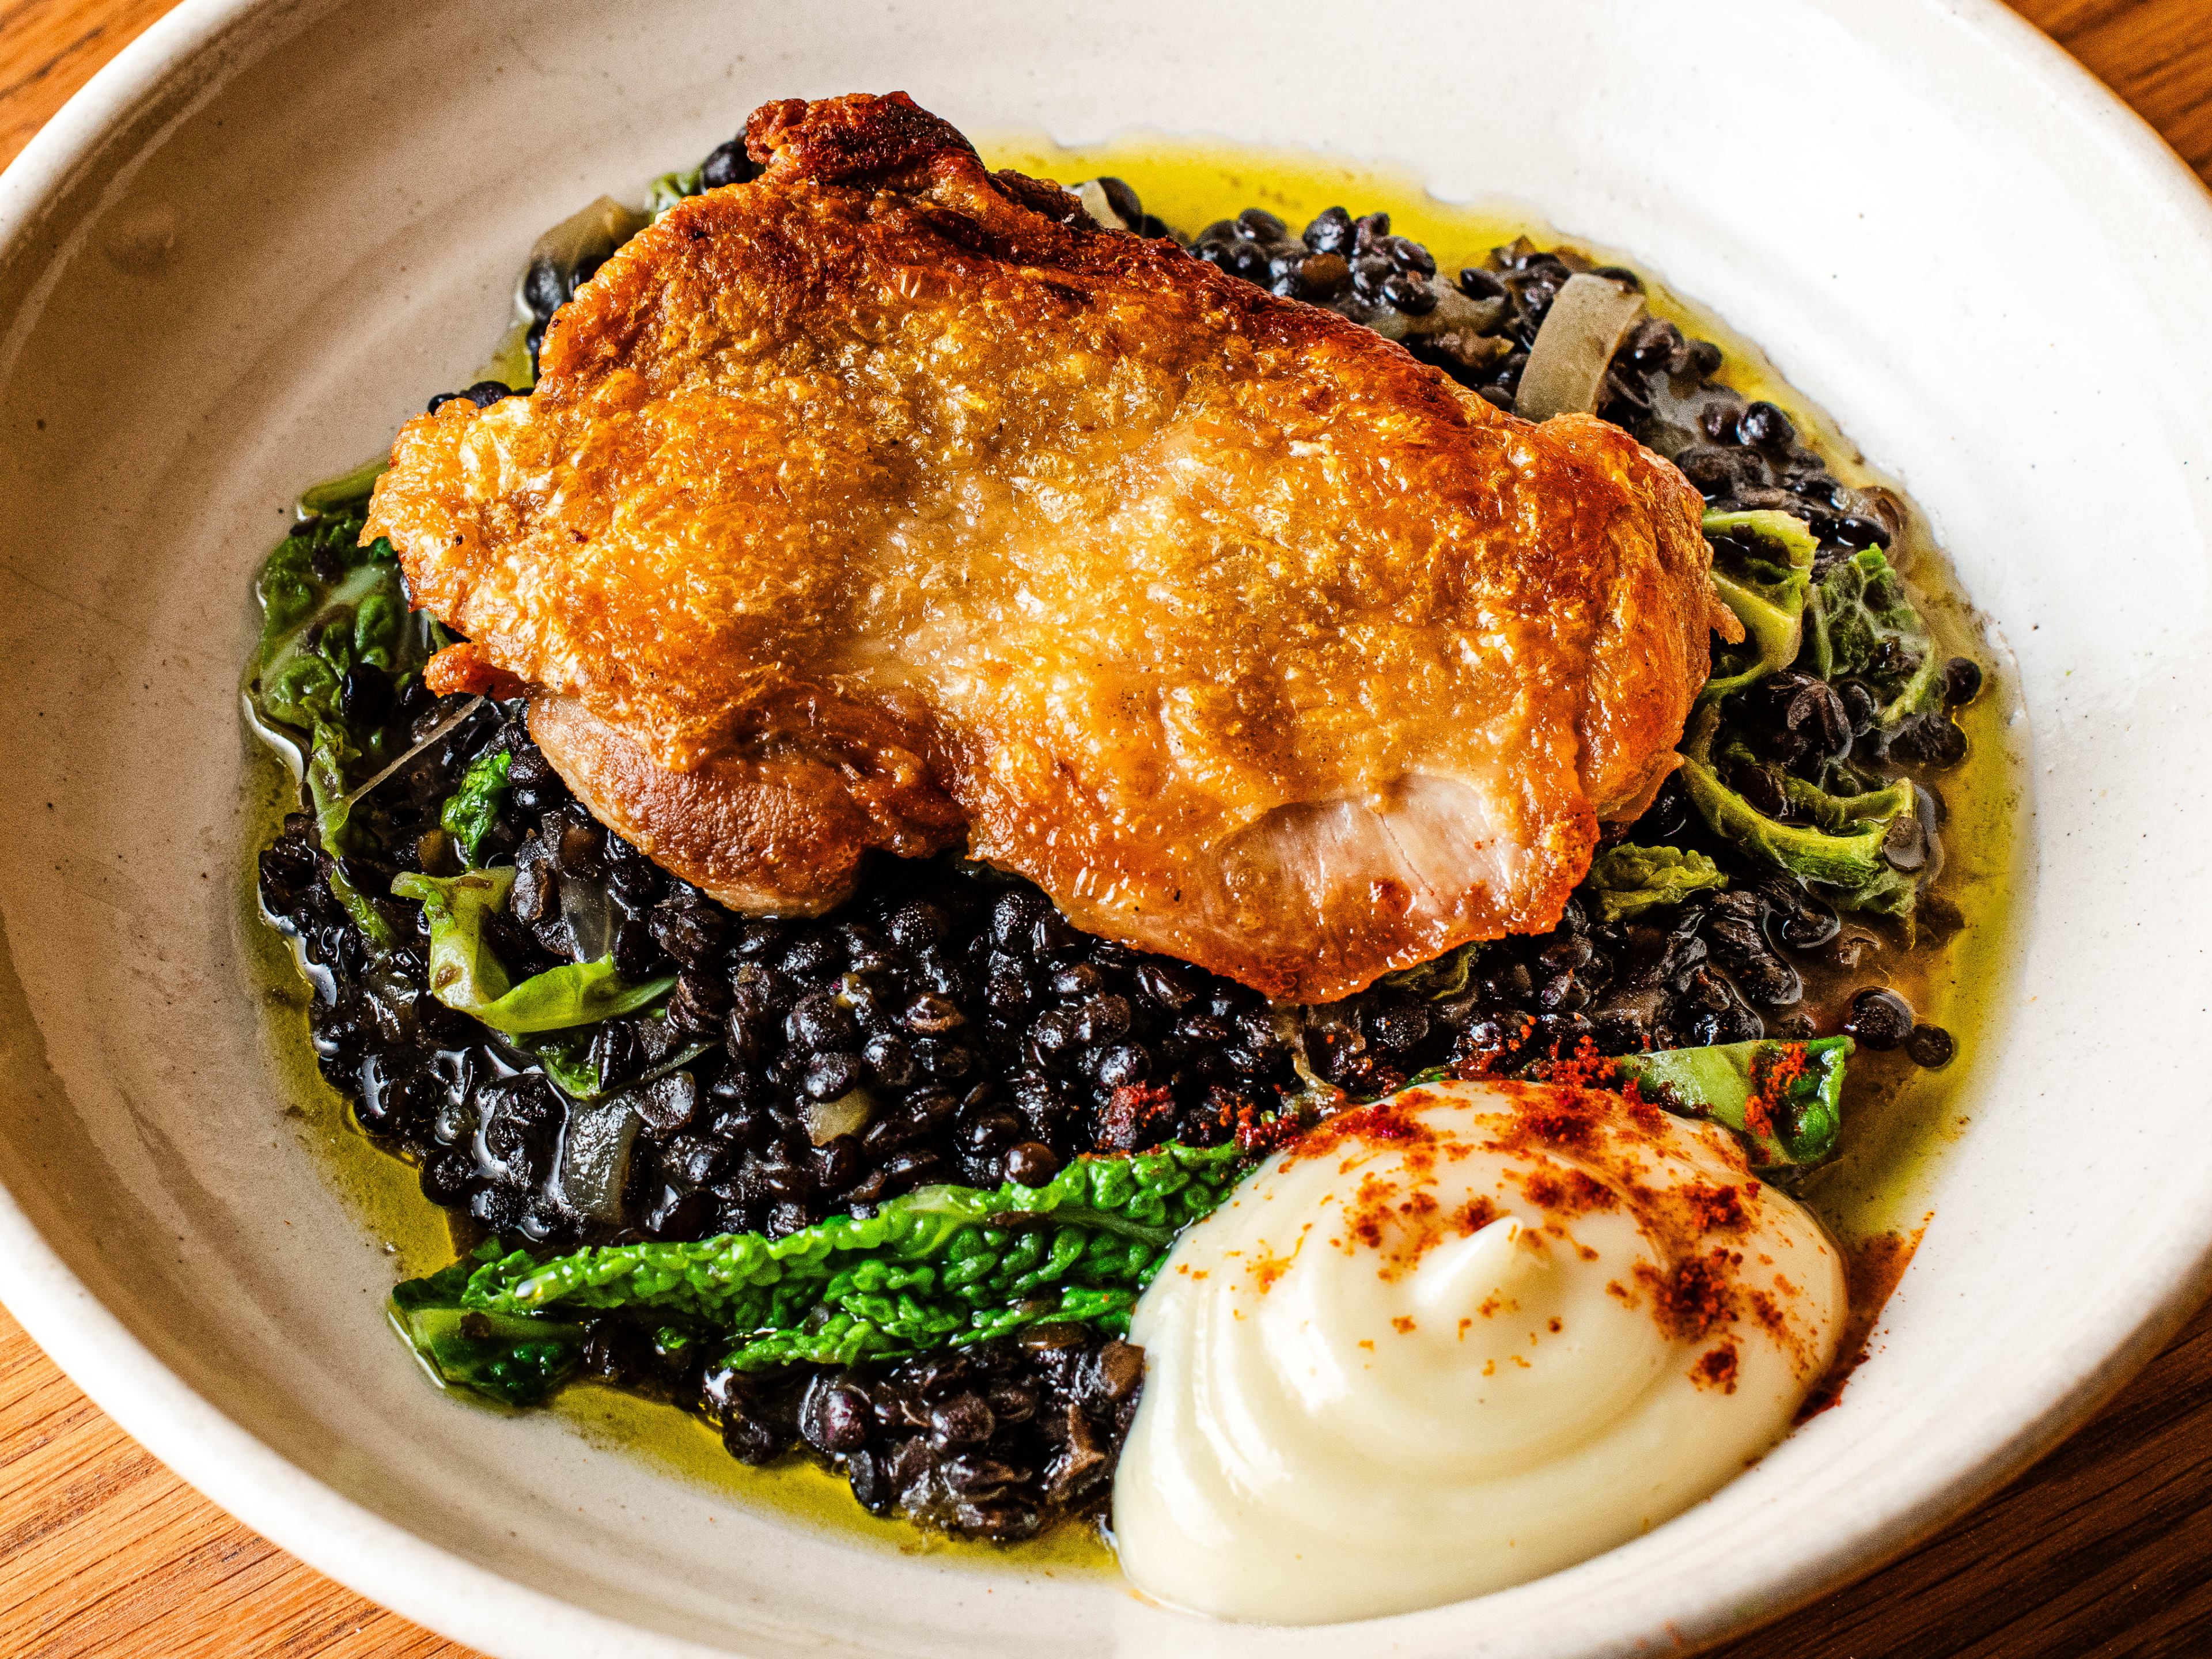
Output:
[{"left": 369, "top": 92, "right": 1719, "bottom": 1003}]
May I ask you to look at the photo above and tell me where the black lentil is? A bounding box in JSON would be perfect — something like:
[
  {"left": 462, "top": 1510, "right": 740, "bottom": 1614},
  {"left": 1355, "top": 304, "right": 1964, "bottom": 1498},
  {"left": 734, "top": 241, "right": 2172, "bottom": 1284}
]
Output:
[
  {"left": 1906, "top": 1023, "right": 1956, "bottom": 1069},
  {"left": 1942, "top": 657, "right": 1984, "bottom": 707},
  {"left": 1738, "top": 400, "right": 1795, "bottom": 452},
  {"left": 1844, "top": 988, "right": 1915, "bottom": 1050},
  {"left": 700, "top": 137, "right": 760, "bottom": 191},
  {"left": 1886, "top": 710, "right": 1969, "bottom": 769}
]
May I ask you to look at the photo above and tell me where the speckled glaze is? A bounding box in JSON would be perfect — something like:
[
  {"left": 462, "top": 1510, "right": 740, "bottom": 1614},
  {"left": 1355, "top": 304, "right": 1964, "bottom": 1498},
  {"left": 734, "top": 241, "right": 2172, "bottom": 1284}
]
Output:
[{"left": 0, "top": 1, "right": 2207, "bottom": 1654}]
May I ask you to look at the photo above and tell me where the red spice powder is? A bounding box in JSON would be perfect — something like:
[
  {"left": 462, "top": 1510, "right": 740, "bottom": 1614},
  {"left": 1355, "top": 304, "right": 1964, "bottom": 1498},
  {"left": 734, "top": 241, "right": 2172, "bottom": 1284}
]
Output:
[
  {"left": 1346, "top": 1171, "right": 1486, "bottom": 1282},
  {"left": 1512, "top": 1042, "right": 1664, "bottom": 1136},
  {"left": 1529, "top": 1040, "right": 1615, "bottom": 1089},
  {"left": 1097, "top": 1083, "right": 1177, "bottom": 1150},
  {"left": 1518, "top": 1165, "right": 1620, "bottom": 1219},
  {"left": 1249, "top": 1251, "right": 1295, "bottom": 1293},
  {"left": 1347, "top": 1172, "right": 1399, "bottom": 1246},
  {"left": 1681, "top": 1181, "right": 1749, "bottom": 1234},
  {"left": 1743, "top": 1286, "right": 1821, "bottom": 1376},
  {"left": 1746, "top": 1288, "right": 1789, "bottom": 1338},
  {"left": 1641, "top": 1249, "right": 1741, "bottom": 1342},
  {"left": 1616, "top": 1077, "right": 1667, "bottom": 1137},
  {"left": 1509, "top": 1091, "right": 1604, "bottom": 1149},
  {"left": 1692, "top": 1342, "right": 1741, "bottom": 1393},
  {"left": 1270, "top": 1076, "right": 1764, "bottom": 1343},
  {"left": 1232, "top": 1110, "right": 1291, "bottom": 1157},
  {"left": 1743, "top": 1044, "right": 1812, "bottom": 1143},
  {"left": 1740, "top": 1092, "right": 1775, "bottom": 1142},
  {"left": 1457, "top": 1195, "right": 1501, "bottom": 1233},
  {"left": 1451, "top": 1014, "right": 1537, "bottom": 1077},
  {"left": 1277, "top": 1097, "right": 1437, "bottom": 1171}
]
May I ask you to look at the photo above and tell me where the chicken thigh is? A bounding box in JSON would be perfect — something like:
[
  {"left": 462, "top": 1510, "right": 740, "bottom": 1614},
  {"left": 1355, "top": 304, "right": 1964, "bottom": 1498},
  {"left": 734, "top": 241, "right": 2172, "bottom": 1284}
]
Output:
[{"left": 366, "top": 92, "right": 1719, "bottom": 1002}]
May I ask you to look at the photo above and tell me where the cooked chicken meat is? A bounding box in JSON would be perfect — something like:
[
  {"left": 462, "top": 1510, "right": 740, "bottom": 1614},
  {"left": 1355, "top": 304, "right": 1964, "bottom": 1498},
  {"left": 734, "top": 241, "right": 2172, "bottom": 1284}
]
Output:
[{"left": 366, "top": 92, "right": 1721, "bottom": 1002}]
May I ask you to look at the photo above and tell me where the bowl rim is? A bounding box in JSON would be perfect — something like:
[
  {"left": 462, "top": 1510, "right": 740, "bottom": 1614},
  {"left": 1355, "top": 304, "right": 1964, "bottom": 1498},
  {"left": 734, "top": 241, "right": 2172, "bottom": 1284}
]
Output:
[{"left": 3, "top": 1, "right": 2212, "bottom": 1654}]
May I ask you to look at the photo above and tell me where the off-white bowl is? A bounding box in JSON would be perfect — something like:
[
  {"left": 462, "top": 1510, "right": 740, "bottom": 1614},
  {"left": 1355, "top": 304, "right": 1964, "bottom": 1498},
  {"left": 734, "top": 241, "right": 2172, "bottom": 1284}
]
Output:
[{"left": 3, "top": 1, "right": 2210, "bottom": 1653}]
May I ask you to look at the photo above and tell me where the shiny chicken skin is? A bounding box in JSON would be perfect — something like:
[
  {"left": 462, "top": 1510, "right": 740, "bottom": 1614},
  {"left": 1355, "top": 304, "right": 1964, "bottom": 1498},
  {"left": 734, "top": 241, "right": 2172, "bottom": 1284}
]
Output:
[{"left": 368, "top": 92, "right": 1720, "bottom": 1003}]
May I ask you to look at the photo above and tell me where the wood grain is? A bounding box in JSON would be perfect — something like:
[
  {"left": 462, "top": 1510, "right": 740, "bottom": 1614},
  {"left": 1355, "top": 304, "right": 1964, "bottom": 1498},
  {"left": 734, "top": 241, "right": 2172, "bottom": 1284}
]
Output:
[
  {"left": 0, "top": 1306, "right": 470, "bottom": 1658},
  {"left": 2, "top": 1, "right": 2209, "bottom": 1654}
]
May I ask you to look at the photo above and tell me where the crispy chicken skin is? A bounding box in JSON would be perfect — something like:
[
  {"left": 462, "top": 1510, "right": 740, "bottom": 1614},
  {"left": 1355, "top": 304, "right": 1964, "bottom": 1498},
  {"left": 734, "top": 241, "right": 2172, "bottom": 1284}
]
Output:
[{"left": 370, "top": 92, "right": 1718, "bottom": 1002}]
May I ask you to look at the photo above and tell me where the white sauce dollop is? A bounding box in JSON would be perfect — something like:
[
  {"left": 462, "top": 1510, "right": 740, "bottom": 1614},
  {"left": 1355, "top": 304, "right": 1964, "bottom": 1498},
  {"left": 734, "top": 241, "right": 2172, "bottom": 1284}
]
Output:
[{"left": 1111, "top": 1078, "right": 1845, "bottom": 1624}]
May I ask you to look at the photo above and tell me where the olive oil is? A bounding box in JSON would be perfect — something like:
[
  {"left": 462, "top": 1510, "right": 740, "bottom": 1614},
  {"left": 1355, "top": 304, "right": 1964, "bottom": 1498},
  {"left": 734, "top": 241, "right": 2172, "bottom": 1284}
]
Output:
[
  {"left": 242, "top": 751, "right": 455, "bottom": 1279},
  {"left": 243, "top": 135, "right": 2029, "bottom": 1563}
]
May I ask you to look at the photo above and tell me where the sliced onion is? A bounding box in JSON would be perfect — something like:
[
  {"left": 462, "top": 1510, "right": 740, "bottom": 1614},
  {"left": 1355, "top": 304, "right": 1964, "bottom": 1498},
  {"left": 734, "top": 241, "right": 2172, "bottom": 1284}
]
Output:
[
  {"left": 1070, "top": 180, "right": 1129, "bottom": 232},
  {"left": 560, "top": 873, "right": 613, "bottom": 963},
  {"left": 1514, "top": 274, "right": 1647, "bottom": 422},
  {"left": 556, "top": 1095, "right": 641, "bottom": 1225},
  {"left": 804, "top": 1088, "right": 873, "bottom": 1146}
]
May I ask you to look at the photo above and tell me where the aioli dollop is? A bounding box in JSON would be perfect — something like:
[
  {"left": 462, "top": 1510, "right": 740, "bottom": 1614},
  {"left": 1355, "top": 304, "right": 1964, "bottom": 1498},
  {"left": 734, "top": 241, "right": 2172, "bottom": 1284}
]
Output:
[{"left": 1111, "top": 1078, "right": 1844, "bottom": 1623}]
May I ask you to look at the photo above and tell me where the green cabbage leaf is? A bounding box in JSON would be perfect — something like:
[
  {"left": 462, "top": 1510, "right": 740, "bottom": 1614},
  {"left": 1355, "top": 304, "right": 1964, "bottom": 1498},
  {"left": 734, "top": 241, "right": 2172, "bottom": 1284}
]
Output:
[
  {"left": 454, "top": 1141, "right": 1248, "bottom": 1372},
  {"left": 1700, "top": 510, "right": 1817, "bottom": 704},
  {"left": 391, "top": 868, "right": 673, "bottom": 1035},
  {"left": 245, "top": 515, "right": 448, "bottom": 946},
  {"left": 1805, "top": 546, "right": 1941, "bottom": 726},
  {"left": 1378, "top": 941, "right": 1484, "bottom": 1000},
  {"left": 1583, "top": 843, "right": 1729, "bottom": 922},
  {"left": 389, "top": 1256, "right": 584, "bottom": 1409},
  {"left": 440, "top": 749, "right": 513, "bottom": 866},
  {"left": 1605, "top": 1035, "right": 1853, "bottom": 1166},
  {"left": 1677, "top": 704, "right": 1921, "bottom": 917}
]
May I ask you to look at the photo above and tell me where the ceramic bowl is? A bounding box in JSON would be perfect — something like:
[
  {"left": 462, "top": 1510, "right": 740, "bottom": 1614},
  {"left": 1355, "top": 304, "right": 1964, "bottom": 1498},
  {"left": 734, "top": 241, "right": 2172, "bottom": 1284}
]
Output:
[{"left": 3, "top": 0, "right": 2210, "bottom": 1653}]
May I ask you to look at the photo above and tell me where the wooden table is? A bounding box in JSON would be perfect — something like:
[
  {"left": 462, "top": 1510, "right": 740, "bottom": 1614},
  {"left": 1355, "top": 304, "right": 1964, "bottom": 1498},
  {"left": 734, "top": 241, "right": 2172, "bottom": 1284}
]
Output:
[{"left": 3, "top": 2, "right": 2210, "bottom": 1653}]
